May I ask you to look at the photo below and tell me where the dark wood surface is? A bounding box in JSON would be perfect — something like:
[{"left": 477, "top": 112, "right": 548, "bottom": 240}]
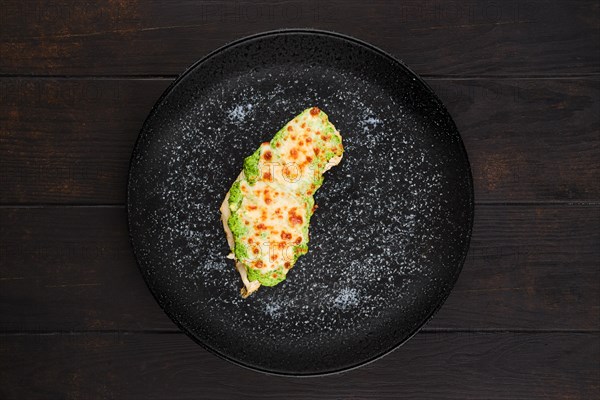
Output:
[
  {"left": 2, "top": 78, "right": 599, "bottom": 204},
  {"left": 2, "top": 333, "right": 598, "bottom": 400},
  {"left": 1, "top": 205, "right": 598, "bottom": 332},
  {"left": 1, "top": 1, "right": 598, "bottom": 399}
]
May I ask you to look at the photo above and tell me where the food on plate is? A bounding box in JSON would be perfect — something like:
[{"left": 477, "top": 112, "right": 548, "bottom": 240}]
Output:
[{"left": 220, "top": 107, "right": 344, "bottom": 297}]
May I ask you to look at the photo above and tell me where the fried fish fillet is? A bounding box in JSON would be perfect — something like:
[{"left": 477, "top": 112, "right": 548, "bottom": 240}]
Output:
[{"left": 220, "top": 107, "right": 344, "bottom": 297}]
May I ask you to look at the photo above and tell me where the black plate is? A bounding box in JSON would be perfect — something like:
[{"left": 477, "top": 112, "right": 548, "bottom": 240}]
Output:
[{"left": 127, "top": 29, "right": 473, "bottom": 376}]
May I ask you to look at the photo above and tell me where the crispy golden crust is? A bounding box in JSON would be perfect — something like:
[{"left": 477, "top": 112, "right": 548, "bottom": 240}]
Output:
[
  {"left": 220, "top": 155, "right": 344, "bottom": 297},
  {"left": 221, "top": 107, "right": 343, "bottom": 297}
]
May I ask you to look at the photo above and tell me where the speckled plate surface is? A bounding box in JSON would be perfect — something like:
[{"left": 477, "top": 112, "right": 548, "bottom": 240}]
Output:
[{"left": 127, "top": 29, "right": 473, "bottom": 375}]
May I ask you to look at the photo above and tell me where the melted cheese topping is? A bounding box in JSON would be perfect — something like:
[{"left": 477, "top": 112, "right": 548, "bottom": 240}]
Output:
[
  {"left": 226, "top": 107, "right": 344, "bottom": 285},
  {"left": 238, "top": 178, "right": 307, "bottom": 271}
]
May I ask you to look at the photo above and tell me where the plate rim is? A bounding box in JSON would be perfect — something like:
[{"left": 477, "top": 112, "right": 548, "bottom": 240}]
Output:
[{"left": 126, "top": 28, "right": 475, "bottom": 377}]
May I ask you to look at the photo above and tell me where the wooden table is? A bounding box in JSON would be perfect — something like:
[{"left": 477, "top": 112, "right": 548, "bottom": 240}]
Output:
[{"left": 1, "top": 1, "right": 598, "bottom": 399}]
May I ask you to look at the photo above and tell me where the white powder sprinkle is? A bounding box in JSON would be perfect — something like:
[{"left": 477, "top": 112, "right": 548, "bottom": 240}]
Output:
[
  {"left": 227, "top": 104, "right": 254, "bottom": 122},
  {"left": 333, "top": 288, "right": 361, "bottom": 310}
]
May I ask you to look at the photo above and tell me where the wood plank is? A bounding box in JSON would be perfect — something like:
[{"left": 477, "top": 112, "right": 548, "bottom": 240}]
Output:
[
  {"left": 0, "top": 79, "right": 169, "bottom": 204},
  {"left": 0, "top": 332, "right": 597, "bottom": 399},
  {"left": 1, "top": 205, "right": 597, "bottom": 332},
  {"left": 438, "top": 204, "right": 600, "bottom": 330},
  {"left": 0, "top": 206, "right": 173, "bottom": 331},
  {"left": 1, "top": 78, "right": 598, "bottom": 203},
  {"left": 431, "top": 78, "right": 600, "bottom": 201},
  {"left": 1, "top": 0, "right": 598, "bottom": 76}
]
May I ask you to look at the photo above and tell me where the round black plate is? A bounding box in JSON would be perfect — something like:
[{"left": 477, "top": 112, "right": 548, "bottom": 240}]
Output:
[{"left": 128, "top": 29, "right": 473, "bottom": 376}]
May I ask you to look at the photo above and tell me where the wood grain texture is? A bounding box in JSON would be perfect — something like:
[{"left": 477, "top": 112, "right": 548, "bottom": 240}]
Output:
[
  {"left": 2, "top": 78, "right": 598, "bottom": 204},
  {"left": 0, "top": 332, "right": 597, "bottom": 399},
  {"left": 1, "top": 0, "right": 599, "bottom": 76},
  {"left": 1, "top": 205, "right": 598, "bottom": 332},
  {"left": 0, "top": 206, "right": 172, "bottom": 331},
  {"left": 0, "top": 79, "right": 168, "bottom": 204},
  {"left": 1, "top": 1, "right": 599, "bottom": 397}
]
